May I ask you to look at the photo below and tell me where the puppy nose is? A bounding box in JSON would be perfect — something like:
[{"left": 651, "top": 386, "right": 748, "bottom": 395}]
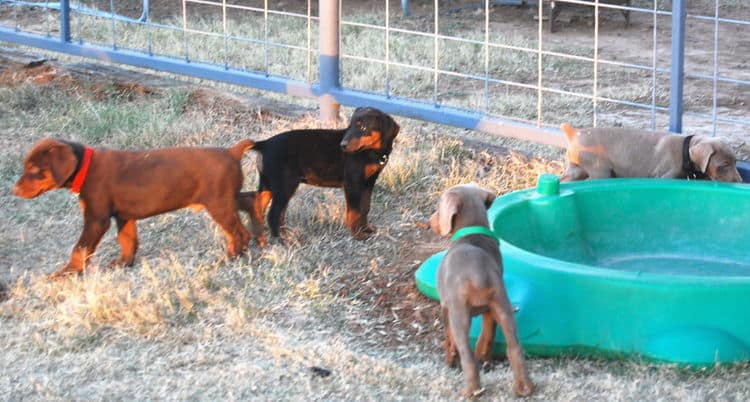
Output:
[{"left": 12, "top": 184, "right": 21, "bottom": 196}]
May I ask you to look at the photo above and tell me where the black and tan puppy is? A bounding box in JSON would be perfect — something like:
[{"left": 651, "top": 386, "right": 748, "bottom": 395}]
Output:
[
  {"left": 238, "top": 107, "right": 399, "bottom": 245},
  {"left": 430, "top": 183, "right": 534, "bottom": 398}
]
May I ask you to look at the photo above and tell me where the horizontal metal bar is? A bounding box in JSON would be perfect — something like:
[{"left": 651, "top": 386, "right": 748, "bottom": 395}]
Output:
[
  {"left": 6, "top": 0, "right": 148, "bottom": 23},
  {"left": 343, "top": 23, "right": 668, "bottom": 75},
  {"left": 685, "top": 73, "right": 750, "bottom": 87},
  {"left": 0, "top": 27, "right": 316, "bottom": 97},
  {"left": 184, "top": 0, "right": 318, "bottom": 21},
  {"left": 688, "top": 14, "right": 750, "bottom": 26},
  {"left": 330, "top": 87, "right": 566, "bottom": 148},
  {"left": 683, "top": 111, "right": 750, "bottom": 127}
]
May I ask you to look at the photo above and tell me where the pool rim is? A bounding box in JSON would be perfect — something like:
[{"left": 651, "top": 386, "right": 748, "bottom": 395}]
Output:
[{"left": 487, "top": 177, "right": 750, "bottom": 285}]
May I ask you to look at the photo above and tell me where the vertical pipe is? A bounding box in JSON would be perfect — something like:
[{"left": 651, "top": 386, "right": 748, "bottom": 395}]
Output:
[
  {"left": 319, "top": 0, "right": 341, "bottom": 123},
  {"left": 536, "top": 0, "right": 543, "bottom": 126},
  {"left": 264, "top": 0, "right": 269, "bottom": 73},
  {"left": 711, "top": 0, "right": 719, "bottom": 136},
  {"left": 306, "top": 0, "right": 312, "bottom": 83},
  {"left": 650, "top": 0, "right": 657, "bottom": 130},
  {"left": 433, "top": 0, "right": 439, "bottom": 105},
  {"left": 60, "top": 0, "right": 70, "bottom": 42},
  {"left": 483, "top": 0, "right": 489, "bottom": 113},
  {"left": 385, "top": 0, "right": 391, "bottom": 97},
  {"left": 669, "top": 0, "right": 686, "bottom": 133},
  {"left": 222, "top": 0, "right": 228, "bottom": 69},
  {"left": 182, "top": 0, "right": 188, "bottom": 61},
  {"left": 402, "top": 0, "right": 411, "bottom": 17},
  {"left": 110, "top": 0, "right": 116, "bottom": 48},
  {"left": 593, "top": 0, "right": 599, "bottom": 127}
]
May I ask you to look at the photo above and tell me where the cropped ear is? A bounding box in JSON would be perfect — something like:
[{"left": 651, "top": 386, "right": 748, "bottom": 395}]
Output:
[
  {"left": 352, "top": 107, "right": 370, "bottom": 118},
  {"left": 689, "top": 141, "right": 716, "bottom": 174},
  {"left": 480, "top": 188, "right": 496, "bottom": 209},
  {"left": 438, "top": 191, "right": 462, "bottom": 236},
  {"left": 381, "top": 113, "right": 400, "bottom": 141},
  {"left": 47, "top": 142, "right": 78, "bottom": 186}
]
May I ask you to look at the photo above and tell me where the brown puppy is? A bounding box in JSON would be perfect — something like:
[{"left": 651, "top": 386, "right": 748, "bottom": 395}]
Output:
[
  {"left": 238, "top": 107, "right": 399, "bottom": 245},
  {"left": 430, "top": 183, "right": 534, "bottom": 398},
  {"left": 561, "top": 123, "right": 742, "bottom": 182},
  {"left": 13, "top": 138, "right": 253, "bottom": 278}
]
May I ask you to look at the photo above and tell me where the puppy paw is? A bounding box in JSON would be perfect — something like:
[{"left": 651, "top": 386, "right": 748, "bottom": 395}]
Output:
[
  {"left": 107, "top": 257, "right": 134, "bottom": 269},
  {"left": 513, "top": 378, "right": 535, "bottom": 397},
  {"left": 461, "top": 387, "right": 485, "bottom": 399},
  {"left": 48, "top": 265, "right": 83, "bottom": 280},
  {"left": 352, "top": 224, "right": 376, "bottom": 240}
]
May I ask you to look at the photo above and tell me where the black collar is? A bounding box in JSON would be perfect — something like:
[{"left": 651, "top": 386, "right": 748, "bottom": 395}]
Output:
[
  {"left": 682, "top": 135, "right": 707, "bottom": 180},
  {"left": 365, "top": 149, "right": 390, "bottom": 166}
]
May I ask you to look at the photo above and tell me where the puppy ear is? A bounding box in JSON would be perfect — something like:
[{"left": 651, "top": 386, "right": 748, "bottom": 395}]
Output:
[
  {"left": 689, "top": 141, "right": 716, "bottom": 174},
  {"left": 48, "top": 143, "right": 78, "bottom": 186},
  {"left": 382, "top": 114, "right": 400, "bottom": 140},
  {"left": 438, "top": 192, "right": 461, "bottom": 236},
  {"left": 560, "top": 122, "right": 578, "bottom": 143},
  {"left": 481, "top": 188, "right": 496, "bottom": 209}
]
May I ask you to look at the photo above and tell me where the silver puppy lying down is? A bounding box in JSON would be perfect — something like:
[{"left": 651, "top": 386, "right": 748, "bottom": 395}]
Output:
[
  {"left": 429, "top": 183, "right": 534, "bottom": 398},
  {"left": 561, "top": 123, "right": 742, "bottom": 182}
]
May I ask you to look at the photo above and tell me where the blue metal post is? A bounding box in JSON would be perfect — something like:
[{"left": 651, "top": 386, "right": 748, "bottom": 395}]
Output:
[
  {"left": 669, "top": 0, "right": 686, "bottom": 133},
  {"left": 319, "top": 0, "right": 341, "bottom": 123},
  {"left": 60, "top": 0, "right": 71, "bottom": 42}
]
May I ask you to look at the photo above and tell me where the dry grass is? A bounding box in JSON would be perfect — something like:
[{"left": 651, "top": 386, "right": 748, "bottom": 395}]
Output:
[{"left": 1, "top": 71, "right": 750, "bottom": 401}]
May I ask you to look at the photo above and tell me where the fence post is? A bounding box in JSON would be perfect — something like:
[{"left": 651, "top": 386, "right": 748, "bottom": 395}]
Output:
[
  {"left": 60, "top": 0, "right": 71, "bottom": 42},
  {"left": 319, "top": 0, "right": 341, "bottom": 123},
  {"left": 669, "top": 0, "right": 686, "bottom": 133}
]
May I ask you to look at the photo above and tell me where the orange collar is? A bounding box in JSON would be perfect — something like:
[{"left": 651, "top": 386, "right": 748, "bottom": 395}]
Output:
[{"left": 70, "top": 147, "right": 93, "bottom": 194}]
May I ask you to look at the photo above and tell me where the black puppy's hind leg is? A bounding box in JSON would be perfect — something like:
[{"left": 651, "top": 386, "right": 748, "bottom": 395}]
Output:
[{"left": 267, "top": 177, "right": 299, "bottom": 239}]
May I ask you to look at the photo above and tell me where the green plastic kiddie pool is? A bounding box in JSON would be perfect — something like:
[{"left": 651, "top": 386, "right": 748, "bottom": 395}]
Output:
[{"left": 415, "top": 174, "right": 750, "bottom": 366}]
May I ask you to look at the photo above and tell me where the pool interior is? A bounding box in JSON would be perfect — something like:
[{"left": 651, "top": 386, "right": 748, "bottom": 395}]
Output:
[{"left": 493, "top": 185, "right": 750, "bottom": 277}]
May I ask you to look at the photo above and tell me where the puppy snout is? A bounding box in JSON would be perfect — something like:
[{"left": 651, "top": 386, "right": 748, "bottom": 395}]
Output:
[{"left": 12, "top": 183, "right": 21, "bottom": 196}]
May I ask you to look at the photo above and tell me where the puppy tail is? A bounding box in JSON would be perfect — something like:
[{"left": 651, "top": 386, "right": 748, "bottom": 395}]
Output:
[
  {"left": 229, "top": 139, "right": 256, "bottom": 161},
  {"left": 560, "top": 123, "right": 578, "bottom": 143}
]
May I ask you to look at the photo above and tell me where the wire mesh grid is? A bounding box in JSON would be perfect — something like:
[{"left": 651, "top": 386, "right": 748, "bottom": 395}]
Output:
[
  {"left": 338, "top": 0, "right": 747, "bottom": 137},
  {"left": 0, "top": 0, "right": 747, "bottom": 142}
]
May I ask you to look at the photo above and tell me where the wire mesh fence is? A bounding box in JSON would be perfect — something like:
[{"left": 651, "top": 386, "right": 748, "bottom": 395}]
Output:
[{"left": 0, "top": 1, "right": 747, "bottom": 150}]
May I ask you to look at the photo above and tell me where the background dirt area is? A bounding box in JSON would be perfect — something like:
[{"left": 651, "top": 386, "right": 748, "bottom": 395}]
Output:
[{"left": 0, "top": 1, "right": 749, "bottom": 401}]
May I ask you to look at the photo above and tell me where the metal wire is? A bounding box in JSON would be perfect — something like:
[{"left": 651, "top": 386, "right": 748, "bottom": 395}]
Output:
[
  {"left": 433, "top": 0, "right": 439, "bottom": 105},
  {"left": 650, "top": 0, "right": 657, "bottom": 130},
  {"left": 711, "top": 0, "right": 719, "bottom": 136},
  {"left": 1, "top": 0, "right": 748, "bottom": 139}
]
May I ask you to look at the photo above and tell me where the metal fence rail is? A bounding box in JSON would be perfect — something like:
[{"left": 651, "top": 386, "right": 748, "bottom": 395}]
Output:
[{"left": 0, "top": 0, "right": 747, "bottom": 150}]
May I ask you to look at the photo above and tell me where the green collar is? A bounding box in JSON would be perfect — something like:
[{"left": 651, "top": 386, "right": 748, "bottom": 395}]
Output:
[{"left": 451, "top": 226, "right": 498, "bottom": 243}]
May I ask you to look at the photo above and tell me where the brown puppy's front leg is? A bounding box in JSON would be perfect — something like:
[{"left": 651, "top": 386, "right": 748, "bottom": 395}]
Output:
[
  {"left": 50, "top": 215, "right": 111, "bottom": 279},
  {"left": 108, "top": 217, "right": 138, "bottom": 268}
]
